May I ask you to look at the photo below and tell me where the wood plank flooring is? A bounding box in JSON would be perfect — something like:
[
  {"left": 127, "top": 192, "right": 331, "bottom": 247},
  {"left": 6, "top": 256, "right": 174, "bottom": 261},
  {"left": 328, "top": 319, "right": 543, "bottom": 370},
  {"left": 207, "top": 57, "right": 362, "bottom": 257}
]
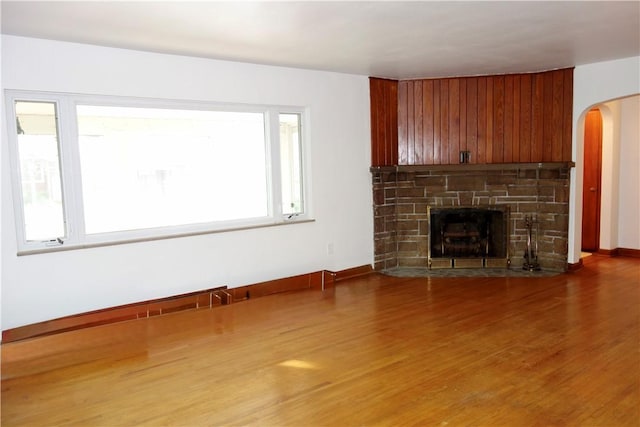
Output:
[{"left": 2, "top": 255, "right": 639, "bottom": 426}]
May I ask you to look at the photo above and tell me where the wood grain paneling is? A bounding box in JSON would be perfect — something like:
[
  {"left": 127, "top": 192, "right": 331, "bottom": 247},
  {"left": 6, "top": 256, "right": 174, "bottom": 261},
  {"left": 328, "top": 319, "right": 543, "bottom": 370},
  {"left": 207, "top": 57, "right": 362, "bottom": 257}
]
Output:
[
  {"left": 531, "top": 73, "right": 545, "bottom": 162},
  {"left": 519, "top": 74, "right": 532, "bottom": 162},
  {"left": 492, "top": 75, "right": 504, "bottom": 163},
  {"left": 398, "top": 80, "right": 408, "bottom": 164},
  {"left": 370, "top": 78, "right": 398, "bottom": 166},
  {"left": 407, "top": 81, "right": 415, "bottom": 164},
  {"left": 551, "top": 70, "right": 565, "bottom": 161},
  {"left": 485, "top": 77, "right": 494, "bottom": 163},
  {"left": 562, "top": 70, "right": 574, "bottom": 162},
  {"left": 440, "top": 79, "right": 449, "bottom": 164},
  {"left": 372, "top": 68, "right": 573, "bottom": 166},
  {"left": 414, "top": 81, "right": 423, "bottom": 164},
  {"left": 542, "top": 71, "right": 554, "bottom": 161},
  {"left": 511, "top": 75, "right": 521, "bottom": 163},
  {"left": 504, "top": 75, "right": 515, "bottom": 162},
  {"left": 422, "top": 80, "right": 434, "bottom": 164},
  {"left": 434, "top": 81, "right": 442, "bottom": 164},
  {"left": 459, "top": 79, "right": 467, "bottom": 154},
  {"left": 466, "top": 78, "right": 478, "bottom": 164},
  {"left": 449, "top": 79, "right": 460, "bottom": 164},
  {"left": 477, "top": 77, "right": 487, "bottom": 164}
]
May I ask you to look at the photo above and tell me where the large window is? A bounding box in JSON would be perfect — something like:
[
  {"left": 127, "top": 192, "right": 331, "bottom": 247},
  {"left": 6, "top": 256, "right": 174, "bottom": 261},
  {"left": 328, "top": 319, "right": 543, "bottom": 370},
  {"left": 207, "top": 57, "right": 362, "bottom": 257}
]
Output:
[{"left": 6, "top": 91, "right": 308, "bottom": 253}]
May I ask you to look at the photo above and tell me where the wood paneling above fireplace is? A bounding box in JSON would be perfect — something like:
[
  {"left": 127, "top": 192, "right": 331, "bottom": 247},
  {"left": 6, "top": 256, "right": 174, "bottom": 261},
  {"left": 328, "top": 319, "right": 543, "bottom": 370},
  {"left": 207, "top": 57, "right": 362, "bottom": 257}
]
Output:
[
  {"left": 370, "top": 77, "right": 399, "bottom": 166},
  {"left": 370, "top": 68, "right": 573, "bottom": 166}
]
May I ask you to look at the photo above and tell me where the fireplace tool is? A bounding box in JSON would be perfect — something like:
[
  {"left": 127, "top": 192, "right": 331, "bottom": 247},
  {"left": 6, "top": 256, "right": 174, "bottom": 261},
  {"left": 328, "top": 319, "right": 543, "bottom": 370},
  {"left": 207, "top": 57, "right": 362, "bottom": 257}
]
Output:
[{"left": 523, "top": 215, "right": 541, "bottom": 271}]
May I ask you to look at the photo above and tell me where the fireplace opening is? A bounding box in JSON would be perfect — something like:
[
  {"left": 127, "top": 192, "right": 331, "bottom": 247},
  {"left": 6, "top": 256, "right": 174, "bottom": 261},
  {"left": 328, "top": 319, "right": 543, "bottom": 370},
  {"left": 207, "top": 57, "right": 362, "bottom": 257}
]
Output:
[{"left": 428, "top": 206, "right": 510, "bottom": 269}]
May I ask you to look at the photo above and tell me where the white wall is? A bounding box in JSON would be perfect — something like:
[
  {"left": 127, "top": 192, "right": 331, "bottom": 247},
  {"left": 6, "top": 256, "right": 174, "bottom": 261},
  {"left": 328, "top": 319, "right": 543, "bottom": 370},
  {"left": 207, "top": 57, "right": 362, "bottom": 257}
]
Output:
[
  {"left": 598, "top": 101, "right": 621, "bottom": 251},
  {"left": 569, "top": 56, "right": 640, "bottom": 263},
  {"left": 618, "top": 96, "right": 640, "bottom": 249},
  {"left": 0, "top": 35, "right": 3, "bottom": 333},
  {"left": 1, "top": 36, "right": 373, "bottom": 330},
  {"left": 597, "top": 96, "right": 640, "bottom": 252}
]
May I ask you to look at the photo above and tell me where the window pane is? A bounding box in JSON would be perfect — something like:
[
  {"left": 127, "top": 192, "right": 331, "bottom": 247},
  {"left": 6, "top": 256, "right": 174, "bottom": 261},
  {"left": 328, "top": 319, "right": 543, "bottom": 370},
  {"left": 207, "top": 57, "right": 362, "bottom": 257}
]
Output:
[
  {"left": 77, "top": 105, "right": 268, "bottom": 234},
  {"left": 280, "top": 113, "right": 303, "bottom": 215},
  {"left": 15, "top": 101, "right": 65, "bottom": 241}
]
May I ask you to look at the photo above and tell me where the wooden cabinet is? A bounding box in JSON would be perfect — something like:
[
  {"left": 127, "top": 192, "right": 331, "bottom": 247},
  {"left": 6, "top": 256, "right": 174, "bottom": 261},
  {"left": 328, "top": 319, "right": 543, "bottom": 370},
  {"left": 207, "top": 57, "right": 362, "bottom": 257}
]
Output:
[{"left": 370, "top": 68, "right": 573, "bottom": 166}]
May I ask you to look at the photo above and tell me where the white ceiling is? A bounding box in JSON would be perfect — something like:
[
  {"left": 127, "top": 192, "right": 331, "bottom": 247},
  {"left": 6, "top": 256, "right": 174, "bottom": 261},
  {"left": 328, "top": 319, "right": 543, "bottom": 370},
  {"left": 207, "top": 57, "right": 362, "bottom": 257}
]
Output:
[{"left": 2, "top": 1, "right": 639, "bottom": 80}]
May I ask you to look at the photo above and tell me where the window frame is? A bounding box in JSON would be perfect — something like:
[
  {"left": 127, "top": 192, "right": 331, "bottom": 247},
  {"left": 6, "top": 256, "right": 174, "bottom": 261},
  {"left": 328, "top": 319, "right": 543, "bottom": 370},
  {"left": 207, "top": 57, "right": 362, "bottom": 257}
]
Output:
[{"left": 5, "top": 90, "right": 311, "bottom": 254}]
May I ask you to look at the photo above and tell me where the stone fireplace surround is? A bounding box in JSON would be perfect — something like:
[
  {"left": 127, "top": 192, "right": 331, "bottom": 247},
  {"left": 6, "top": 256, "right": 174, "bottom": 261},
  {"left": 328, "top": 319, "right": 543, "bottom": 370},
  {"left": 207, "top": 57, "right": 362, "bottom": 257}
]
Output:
[{"left": 371, "top": 163, "right": 573, "bottom": 272}]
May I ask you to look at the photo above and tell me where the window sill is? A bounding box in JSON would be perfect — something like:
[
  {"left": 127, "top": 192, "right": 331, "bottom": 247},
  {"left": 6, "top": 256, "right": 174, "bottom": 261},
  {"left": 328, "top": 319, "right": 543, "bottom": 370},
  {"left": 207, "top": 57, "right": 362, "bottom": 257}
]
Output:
[{"left": 16, "top": 218, "right": 316, "bottom": 256}]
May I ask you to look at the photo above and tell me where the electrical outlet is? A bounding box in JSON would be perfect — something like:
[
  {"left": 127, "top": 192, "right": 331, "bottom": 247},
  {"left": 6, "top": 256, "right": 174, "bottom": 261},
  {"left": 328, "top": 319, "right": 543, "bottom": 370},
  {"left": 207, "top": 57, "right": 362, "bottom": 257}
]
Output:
[{"left": 327, "top": 242, "right": 334, "bottom": 255}]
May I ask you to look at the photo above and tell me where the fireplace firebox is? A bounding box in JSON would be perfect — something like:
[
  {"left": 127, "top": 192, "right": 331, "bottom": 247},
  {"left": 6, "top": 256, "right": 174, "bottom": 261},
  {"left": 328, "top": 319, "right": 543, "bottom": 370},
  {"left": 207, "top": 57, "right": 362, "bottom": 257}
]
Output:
[{"left": 428, "top": 206, "right": 510, "bottom": 269}]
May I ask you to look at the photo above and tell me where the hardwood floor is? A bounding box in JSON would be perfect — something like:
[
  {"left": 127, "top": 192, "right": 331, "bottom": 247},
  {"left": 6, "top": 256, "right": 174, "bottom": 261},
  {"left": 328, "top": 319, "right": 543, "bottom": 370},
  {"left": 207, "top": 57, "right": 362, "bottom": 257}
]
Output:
[{"left": 2, "top": 255, "right": 639, "bottom": 426}]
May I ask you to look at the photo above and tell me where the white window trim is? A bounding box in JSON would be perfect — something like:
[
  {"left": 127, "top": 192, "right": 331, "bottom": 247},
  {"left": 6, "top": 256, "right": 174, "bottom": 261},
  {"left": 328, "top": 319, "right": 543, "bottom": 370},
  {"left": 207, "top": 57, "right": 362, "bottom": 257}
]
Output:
[{"left": 5, "top": 90, "right": 312, "bottom": 255}]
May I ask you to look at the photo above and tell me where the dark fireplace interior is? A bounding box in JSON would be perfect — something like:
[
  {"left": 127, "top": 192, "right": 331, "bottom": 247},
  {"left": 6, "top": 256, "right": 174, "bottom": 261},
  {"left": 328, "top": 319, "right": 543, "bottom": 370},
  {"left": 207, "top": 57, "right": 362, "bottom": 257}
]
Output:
[{"left": 429, "top": 206, "right": 509, "bottom": 268}]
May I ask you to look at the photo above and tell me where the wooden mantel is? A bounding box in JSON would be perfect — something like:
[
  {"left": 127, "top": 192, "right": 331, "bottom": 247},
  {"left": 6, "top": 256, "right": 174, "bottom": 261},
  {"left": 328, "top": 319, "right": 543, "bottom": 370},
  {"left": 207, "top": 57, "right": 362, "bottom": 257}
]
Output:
[{"left": 370, "top": 161, "right": 575, "bottom": 174}]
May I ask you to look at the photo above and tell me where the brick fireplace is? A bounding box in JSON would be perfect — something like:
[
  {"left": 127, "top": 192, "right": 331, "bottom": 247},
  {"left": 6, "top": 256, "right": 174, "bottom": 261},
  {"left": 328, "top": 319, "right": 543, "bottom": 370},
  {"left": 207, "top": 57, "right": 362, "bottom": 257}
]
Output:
[{"left": 371, "top": 163, "right": 573, "bottom": 272}]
